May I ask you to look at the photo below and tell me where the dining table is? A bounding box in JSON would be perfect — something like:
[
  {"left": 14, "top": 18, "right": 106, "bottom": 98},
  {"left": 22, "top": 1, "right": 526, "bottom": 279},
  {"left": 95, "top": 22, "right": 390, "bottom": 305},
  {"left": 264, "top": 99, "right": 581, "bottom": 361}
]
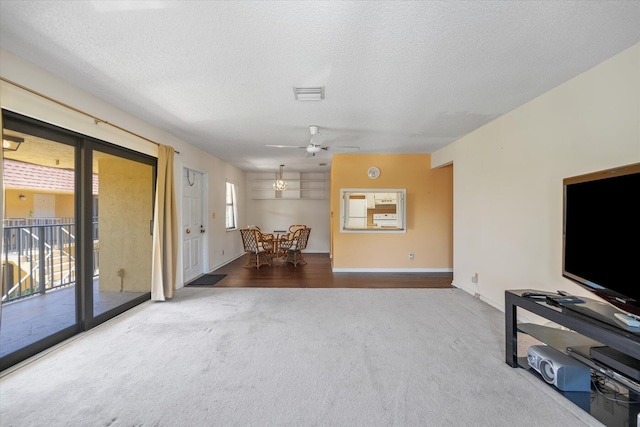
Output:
[{"left": 269, "top": 230, "right": 290, "bottom": 264}]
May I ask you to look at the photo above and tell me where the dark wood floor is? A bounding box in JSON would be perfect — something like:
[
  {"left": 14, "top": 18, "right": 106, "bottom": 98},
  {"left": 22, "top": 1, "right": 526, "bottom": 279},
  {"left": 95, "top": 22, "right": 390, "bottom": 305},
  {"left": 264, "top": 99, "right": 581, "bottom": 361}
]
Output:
[{"left": 211, "top": 253, "right": 453, "bottom": 288}]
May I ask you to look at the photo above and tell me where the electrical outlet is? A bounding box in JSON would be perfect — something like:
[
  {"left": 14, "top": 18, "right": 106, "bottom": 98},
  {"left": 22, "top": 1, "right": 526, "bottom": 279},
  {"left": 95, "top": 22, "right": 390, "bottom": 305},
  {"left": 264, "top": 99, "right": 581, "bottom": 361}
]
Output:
[
  {"left": 474, "top": 293, "right": 481, "bottom": 299},
  {"left": 409, "top": 253, "right": 414, "bottom": 261},
  {"left": 472, "top": 273, "right": 478, "bottom": 283}
]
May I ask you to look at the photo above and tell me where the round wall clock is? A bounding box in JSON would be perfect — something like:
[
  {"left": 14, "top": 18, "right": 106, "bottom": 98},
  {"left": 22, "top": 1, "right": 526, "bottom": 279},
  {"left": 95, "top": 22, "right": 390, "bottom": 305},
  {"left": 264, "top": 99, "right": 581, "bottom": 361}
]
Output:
[{"left": 367, "top": 166, "right": 380, "bottom": 179}]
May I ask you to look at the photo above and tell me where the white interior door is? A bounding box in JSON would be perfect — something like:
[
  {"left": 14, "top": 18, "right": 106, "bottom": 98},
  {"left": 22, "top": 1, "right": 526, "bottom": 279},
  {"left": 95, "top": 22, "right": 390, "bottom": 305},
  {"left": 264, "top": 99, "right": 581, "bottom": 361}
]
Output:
[{"left": 183, "top": 168, "right": 205, "bottom": 283}]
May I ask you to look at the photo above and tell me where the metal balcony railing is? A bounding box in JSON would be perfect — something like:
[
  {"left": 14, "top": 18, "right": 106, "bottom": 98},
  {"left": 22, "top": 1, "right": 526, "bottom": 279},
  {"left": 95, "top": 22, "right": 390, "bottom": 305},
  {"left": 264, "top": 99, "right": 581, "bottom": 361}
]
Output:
[{"left": 1, "top": 218, "right": 99, "bottom": 302}]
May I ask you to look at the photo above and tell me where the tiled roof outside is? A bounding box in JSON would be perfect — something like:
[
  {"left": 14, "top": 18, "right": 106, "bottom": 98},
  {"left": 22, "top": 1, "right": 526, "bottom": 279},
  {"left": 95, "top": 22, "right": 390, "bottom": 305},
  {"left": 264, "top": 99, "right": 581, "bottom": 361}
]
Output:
[{"left": 3, "top": 159, "right": 98, "bottom": 194}]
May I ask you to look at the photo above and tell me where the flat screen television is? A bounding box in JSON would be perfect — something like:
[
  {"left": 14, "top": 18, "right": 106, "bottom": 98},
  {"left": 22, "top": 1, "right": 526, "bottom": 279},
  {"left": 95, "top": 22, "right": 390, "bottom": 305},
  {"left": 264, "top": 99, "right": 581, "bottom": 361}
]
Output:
[{"left": 563, "top": 162, "right": 640, "bottom": 317}]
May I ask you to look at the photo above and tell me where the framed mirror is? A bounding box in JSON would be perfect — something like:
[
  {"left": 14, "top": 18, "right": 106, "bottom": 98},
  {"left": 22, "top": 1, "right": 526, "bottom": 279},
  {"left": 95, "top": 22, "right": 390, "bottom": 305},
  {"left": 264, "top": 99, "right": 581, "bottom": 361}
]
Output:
[{"left": 340, "top": 188, "right": 406, "bottom": 233}]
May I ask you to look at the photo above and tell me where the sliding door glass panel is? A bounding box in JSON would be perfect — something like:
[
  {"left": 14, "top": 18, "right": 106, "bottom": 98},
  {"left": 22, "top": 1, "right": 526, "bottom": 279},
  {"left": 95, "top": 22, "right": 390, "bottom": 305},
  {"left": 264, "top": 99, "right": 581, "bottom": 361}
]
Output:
[
  {"left": 92, "top": 150, "right": 154, "bottom": 317},
  {"left": 1, "top": 129, "right": 77, "bottom": 358}
]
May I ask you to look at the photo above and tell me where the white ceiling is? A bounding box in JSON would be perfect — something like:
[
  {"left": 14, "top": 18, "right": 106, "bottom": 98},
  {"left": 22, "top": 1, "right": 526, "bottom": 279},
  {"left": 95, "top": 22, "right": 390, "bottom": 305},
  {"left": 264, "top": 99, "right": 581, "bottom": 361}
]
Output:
[{"left": 1, "top": 1, "right": 639, "bottom": 173}]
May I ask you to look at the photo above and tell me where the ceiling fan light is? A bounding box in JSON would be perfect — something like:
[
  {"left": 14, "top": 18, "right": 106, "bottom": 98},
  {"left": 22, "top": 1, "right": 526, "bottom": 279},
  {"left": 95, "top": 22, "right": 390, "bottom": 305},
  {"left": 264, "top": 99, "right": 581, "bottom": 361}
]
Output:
[{"left": 307, "top": 144, "right": 322, "bottom": 154}]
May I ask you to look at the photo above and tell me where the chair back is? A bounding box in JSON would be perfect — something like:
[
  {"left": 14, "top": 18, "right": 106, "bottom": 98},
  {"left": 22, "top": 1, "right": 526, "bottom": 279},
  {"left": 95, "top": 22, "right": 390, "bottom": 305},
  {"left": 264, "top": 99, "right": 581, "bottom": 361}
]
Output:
[
  {"left": 246, "top": 225, "right": 261, "bottom": 230},
  {"left": 288, "top": 224, "right": 307, "bottom": 233},
  {"left": 256, "top": 229, "right": 274, "bottom": 251},
  {"left": 278, "top": 229, "right": 297, "bottom": 250},
  {"left": 285, "top": 227, "right": 310, "bottom": 251},
  {"left": 239, "top": 228, "right": 260, "bottom": 253},
  {"left": 296, "top": 227, "right": 311, "bottom": 251}
]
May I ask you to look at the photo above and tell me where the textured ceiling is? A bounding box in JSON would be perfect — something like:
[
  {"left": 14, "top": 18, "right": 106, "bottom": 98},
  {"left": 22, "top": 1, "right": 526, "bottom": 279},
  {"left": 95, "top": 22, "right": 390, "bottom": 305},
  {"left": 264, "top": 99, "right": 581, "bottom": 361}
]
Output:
[{"left": 1, "top": 1, "right": 639, "bottom": 172}]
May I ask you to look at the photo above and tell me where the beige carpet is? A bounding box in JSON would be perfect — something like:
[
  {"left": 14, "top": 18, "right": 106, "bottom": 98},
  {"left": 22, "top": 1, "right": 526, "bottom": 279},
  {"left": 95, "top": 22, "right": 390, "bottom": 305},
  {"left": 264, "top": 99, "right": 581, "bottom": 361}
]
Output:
[{"left": 0, "top": 288, "right": 601, "bottom": 426}]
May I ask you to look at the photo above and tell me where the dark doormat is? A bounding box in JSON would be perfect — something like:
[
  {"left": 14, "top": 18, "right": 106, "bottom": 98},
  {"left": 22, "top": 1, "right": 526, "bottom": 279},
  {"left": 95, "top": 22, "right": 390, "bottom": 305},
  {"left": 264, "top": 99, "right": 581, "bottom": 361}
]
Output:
[{"left": 185, "top": 274, "right": 227, "bottom": 287}]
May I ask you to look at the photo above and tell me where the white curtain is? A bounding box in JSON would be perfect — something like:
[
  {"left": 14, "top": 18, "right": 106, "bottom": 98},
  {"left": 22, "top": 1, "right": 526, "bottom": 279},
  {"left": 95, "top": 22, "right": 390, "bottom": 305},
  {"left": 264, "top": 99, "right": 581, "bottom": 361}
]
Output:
[
  {"left": 151, "top": 145, "right": 177, "bottom": 301},
  {"left": 231, "top": 182, "right": 238, "bottom": 229}
]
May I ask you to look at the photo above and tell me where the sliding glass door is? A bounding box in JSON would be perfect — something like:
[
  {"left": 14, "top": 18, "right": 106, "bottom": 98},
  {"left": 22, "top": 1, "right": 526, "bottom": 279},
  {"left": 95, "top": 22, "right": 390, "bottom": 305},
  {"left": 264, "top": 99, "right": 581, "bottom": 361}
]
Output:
[
  {"left": 1, "top": 122, "right": 78, "bottom": 365},
  {"left": 1, "top": 111, "right": 156, "bottom": 370},
  {"left": 89, "top": 146, "right": 154, "bottom": 322}
]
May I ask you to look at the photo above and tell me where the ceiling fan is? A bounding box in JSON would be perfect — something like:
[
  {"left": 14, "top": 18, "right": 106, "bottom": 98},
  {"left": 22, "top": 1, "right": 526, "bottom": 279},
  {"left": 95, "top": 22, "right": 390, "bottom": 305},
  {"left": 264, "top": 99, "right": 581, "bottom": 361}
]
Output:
[{"left": 266, "top": 125, "right": 359, "bottom": 157}]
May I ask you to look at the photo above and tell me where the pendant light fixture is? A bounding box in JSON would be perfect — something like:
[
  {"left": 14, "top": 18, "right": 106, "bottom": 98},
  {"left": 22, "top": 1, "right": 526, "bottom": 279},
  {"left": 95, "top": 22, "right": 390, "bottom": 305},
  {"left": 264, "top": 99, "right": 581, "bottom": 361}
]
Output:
[{"left": 273, "top": 164, "right": 288, "bottom": 191}]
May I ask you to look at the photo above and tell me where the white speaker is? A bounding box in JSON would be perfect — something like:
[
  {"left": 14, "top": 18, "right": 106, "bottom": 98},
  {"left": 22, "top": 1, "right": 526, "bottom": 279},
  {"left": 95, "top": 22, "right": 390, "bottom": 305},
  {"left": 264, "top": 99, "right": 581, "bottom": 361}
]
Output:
[{"left": 527, "top": 345, "right": 591, "bottom": 392}]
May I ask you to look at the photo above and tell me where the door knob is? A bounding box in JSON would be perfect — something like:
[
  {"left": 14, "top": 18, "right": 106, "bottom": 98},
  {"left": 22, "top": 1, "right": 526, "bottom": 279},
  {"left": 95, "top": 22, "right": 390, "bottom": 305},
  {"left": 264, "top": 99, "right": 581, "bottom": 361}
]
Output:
[{"left": 186, "top": 228, "right": 191, "bottom": 234}]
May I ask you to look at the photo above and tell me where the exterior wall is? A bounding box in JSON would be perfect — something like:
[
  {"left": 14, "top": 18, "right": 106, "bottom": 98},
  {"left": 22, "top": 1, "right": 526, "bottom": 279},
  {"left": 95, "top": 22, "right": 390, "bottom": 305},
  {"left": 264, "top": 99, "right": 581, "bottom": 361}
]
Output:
[
  {"left": 330, "top": 154, "right": 453, "bottom": 271},
  {"left": 98, "top": 156, "right": 153, "bottom": 292},
  {"left": 432, "top": 43, "right": 640, "bottom": 312},
  {"left": 4, "top": 189, "right": 74, "bottom": 219}
]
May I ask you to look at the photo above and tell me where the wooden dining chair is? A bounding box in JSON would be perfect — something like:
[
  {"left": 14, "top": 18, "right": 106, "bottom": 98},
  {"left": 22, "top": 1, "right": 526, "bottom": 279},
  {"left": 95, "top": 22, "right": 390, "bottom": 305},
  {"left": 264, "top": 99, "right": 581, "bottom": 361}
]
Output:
[
  {"left": 278, "top": 229, "right": 298, "bottom": 255},
  {"left": 283, "top": 227, "right": 311, "bottom": 267},
  {"left": 288, "top": 224, "right": 307, "bottom": 233},
  {"left": 256, "top": 229, "right": 276, "bottom": 260},
  {"left": 246, "top": 225, "right": 275, "bottom": 251},
  {"left": 239, "top": 228, "right": 271, "bottom": 269},
  {"left": 281, "top": 224, "right": 307, "bottom": 247}
]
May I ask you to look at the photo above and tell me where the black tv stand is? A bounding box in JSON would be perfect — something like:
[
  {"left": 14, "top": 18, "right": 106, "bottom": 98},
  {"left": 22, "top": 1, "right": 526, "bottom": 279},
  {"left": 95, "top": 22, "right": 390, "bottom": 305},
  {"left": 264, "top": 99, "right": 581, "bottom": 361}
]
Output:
[
  {"left": 506, "top": 290, "right": 640, "bottom": 426},
  {"left": 590, "top": 345, "right": 640, "bottom": 381}
]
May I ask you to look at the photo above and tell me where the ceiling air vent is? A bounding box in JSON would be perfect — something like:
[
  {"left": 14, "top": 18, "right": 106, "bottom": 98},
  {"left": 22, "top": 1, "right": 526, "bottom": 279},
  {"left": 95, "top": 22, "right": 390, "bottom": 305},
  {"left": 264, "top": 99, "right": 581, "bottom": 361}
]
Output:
[{"left": 293, "top": 86, "right": 324, "bottom": 101}]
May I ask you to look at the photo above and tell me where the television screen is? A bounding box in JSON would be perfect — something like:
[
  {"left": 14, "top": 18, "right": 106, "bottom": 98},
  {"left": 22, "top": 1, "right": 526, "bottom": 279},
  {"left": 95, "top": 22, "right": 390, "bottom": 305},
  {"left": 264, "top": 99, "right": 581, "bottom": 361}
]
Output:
[{"left": 563, "top": 162, "right": 640, "bottom": 317}]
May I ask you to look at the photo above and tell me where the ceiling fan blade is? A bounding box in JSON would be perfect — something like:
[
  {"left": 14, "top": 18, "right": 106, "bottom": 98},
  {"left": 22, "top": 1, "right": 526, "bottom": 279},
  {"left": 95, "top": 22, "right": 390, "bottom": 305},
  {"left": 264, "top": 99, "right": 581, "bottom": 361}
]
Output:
[{"left": 266, "top": 144, "right": 307, "bottom": 149}]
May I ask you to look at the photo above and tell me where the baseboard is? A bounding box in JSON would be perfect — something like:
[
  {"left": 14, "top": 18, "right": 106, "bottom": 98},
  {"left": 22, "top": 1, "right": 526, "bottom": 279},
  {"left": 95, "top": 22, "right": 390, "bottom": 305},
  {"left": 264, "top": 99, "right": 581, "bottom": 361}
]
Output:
[
  {"left": 332, "top": 267, "right": 453, "bottom": 273},
  {"left": 453, "top": 282, "right": 504, "bottom": 312},
  {"left": 208, "top": 253, "right": 244, "bottom": 272}
]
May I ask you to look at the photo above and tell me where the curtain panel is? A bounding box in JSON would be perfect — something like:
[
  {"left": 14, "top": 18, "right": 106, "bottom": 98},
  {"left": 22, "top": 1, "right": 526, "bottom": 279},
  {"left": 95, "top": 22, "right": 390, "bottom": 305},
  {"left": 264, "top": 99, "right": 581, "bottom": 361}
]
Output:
[{"left": 151, "top": 145, "right": 177, "bottom": 301}]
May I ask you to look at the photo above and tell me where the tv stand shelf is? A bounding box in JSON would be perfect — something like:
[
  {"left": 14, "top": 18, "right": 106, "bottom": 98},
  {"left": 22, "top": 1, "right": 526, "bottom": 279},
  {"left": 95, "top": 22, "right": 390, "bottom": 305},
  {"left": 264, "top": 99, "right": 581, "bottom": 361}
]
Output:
[{"left": 506, "top": 290, "right": 640, "bottom": 426}]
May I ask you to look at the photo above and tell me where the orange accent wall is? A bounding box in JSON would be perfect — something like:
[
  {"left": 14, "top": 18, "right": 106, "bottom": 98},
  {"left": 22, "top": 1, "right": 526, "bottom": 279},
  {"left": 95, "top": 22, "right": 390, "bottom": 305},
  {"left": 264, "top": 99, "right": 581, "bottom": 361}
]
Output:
[{"left": 330, "top": 154, "right": 452, "bottom": 269}]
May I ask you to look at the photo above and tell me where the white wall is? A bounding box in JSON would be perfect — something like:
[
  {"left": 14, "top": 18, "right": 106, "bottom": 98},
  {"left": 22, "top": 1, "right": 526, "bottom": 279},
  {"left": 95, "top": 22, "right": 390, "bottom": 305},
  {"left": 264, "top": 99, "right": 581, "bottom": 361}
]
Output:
[
  {"left": 245, "top": 198, "right": 330, "bottom": 252},
  {"left": 0, "top": 49, "right": 247, "bottom": 288},
  {"left": 432, "top": 43, "right": 640, "bottom": 312}
]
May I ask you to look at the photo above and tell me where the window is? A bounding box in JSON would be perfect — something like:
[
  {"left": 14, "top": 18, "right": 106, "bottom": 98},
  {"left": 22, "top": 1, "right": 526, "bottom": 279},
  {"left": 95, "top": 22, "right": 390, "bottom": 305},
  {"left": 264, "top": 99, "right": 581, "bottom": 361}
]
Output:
[
  {"left": 340, "top": 188, "right": 406, "bottom": 233},
  {"left": 225, "top": 181, "right": 238, "bottom": 230}
]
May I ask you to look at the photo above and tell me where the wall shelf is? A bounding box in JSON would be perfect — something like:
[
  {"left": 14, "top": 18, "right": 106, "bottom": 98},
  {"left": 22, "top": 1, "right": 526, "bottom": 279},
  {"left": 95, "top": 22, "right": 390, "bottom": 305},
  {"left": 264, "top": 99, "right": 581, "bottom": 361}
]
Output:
[{"left": 248, "top": 172, "right": 328, "bottom": 200}]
